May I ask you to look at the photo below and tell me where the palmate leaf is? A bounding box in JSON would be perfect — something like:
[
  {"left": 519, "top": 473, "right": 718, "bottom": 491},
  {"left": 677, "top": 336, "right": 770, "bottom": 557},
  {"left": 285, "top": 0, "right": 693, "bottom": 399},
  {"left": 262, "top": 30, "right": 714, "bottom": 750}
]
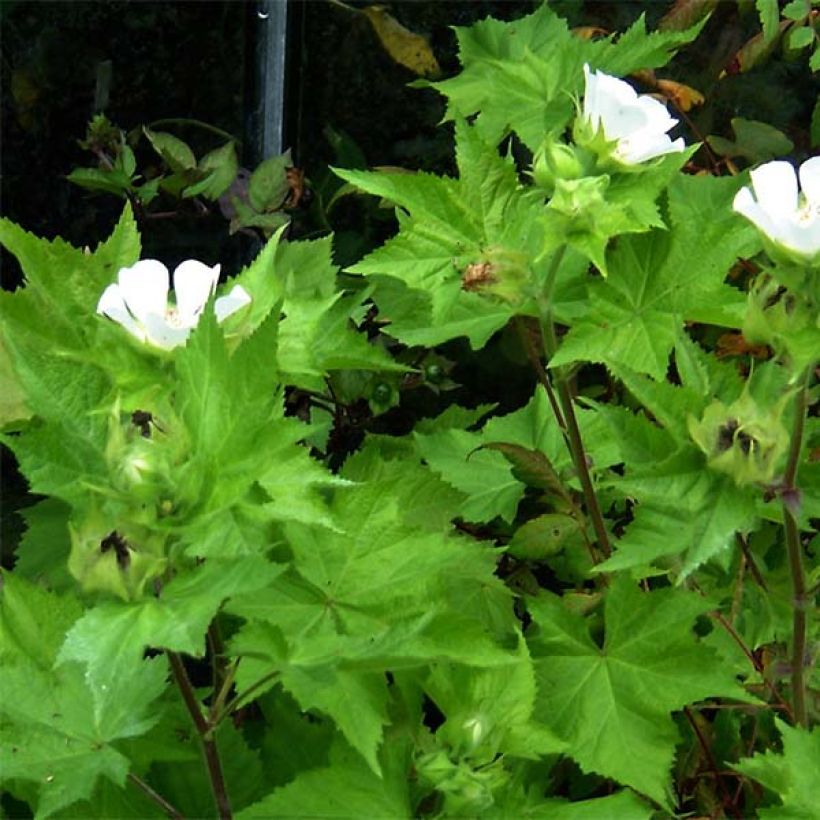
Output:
[
  {"left": 226, "top": 476, "right": 514, "bottom": 772},
  {"left": 172, "top": 308, "right": 344, "bottom": 538},
  {"left": 415, "top": 387, "right": 621, "bottom": 523},
  {"left": 600, "top": 447, "right": 759, "bottom": 577},
  {"left": 336, "top": 119, "right": 546, "bottom": 349},
  {"left": 527, "top": 577, "right": 753, "bottom": 807},
  {"left": 733, "top": 720, "right": 820, "bottom": 818},
  {"left": 277, "top": 290, "right": 407, "bottom": 392},
  {"left": 431, "top": 4, "right": 705, "bottom": 149},
  {"left": 0, "top": 341, "right": 111, "bottom": 503},
  {"left": 0, "top": 575, "right": 165, "bottom": 819},
  {"left": 57, "top": 557, "right": 284, "bottom": 714},
  {"left": 144, "top": 720, "right": 266, "bottom": 817},
  {"left": 0, "top": 205, "right": 140, "bottom": 349},
  {"left": 238, "top": 736, "right": 412, "bottom": 819},
  {"left": 424, "top": 637, "right": 565, "bottom": 761},
  {"left": 489, "top": 788, "right": 653, "bottom": 819},
  {"left": 550, "top": 175, "right": 760, "bottom": 381}
]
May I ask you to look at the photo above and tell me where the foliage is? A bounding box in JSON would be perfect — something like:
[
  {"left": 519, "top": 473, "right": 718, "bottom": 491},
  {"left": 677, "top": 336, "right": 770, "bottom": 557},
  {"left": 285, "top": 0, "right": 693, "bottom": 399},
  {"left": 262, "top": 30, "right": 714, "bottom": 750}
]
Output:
[{"left": 1, "top": 2, "right": 819, "bottom": 819}]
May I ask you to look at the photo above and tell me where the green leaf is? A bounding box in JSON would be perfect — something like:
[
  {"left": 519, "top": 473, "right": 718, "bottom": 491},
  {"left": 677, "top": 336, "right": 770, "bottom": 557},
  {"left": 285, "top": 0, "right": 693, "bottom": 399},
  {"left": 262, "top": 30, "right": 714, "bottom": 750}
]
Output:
[
  {"left": 490, "top": 788, "right": 653, "bottom": 819},
  {"left": 707, "top": 118, "right": 795, "bottom": 162},
  {"left": 12, "top": 498, "right": 73, "bottom": 590},
  {"left": 278, "top": 291, "right": 407, "bottom": 391},
  {"left": 600, "top": 449, "right": 759, "bottom": 577},
  {"left": 145, "top": 720, "right": 266, "bottom": 817},
  {"left": 528, "top": 577, "right": 752, "bottom": 806},
  {"left": 782, "top": 0, "right": 810, "bottom": 21},
  {"left": 430, "top": 5, "right": 704, "bottom": 149},
  {"left": 733, "top": 720, "right": 820, "bottom": 818},
  {"left": 57, "top": 557, "right": 284, "bottom": 712},
  {"left": 415, "top": 427, "right": 524, "bottom": 523},
  {"left": 183, "top": 140, "right": 238, "bottom": 200},
  {"left": 508, "top": 513, "right": 582, "bottom": 560},
  {"left": 0, "top": 574, "right": 163, "bottom": 818},
  {"left": 337, "top": 119, "right": 543, "bottom": 349},
  {"left": 248, "top": 151, "right": 292, "bottom": 212},
  {"left": 550, "top": 175, "right": 758, "bottom": 380},
  {"left": 238, "top": 737, "right": 411, "bottom": 818},
  {"left": 0, "top": 347, "right": 111, "bottom": 503},
  {"left": 0, "top": 331, "right": 30, "bottom": 428},
  {"left": 786, "top": 24, "right": 815, "bottom": 50},
  {"left": 425, "top": 637, "right": 565, "bottom": 760},
  {"left": 66, "top": 167, "right": 134, "bottom": 197},
  {"left": 755, "top": 0, "right": 780, "bottom": 44},
  {"left": 143, "top": 128, "right": 196, "bottom": 173}
]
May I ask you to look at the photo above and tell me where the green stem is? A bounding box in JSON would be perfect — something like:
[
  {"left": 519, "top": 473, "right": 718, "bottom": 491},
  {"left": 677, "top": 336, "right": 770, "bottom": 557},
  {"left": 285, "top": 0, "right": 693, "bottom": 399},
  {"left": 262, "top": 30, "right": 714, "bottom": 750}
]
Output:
[
  {"left": 167, "top": 652, "right": 233, "bottom": 819},
  {"left": 537, "top": 247, "right": 612, "bottom": 560},
  {"left": 781, "top": 367, "right": 812, "bottom": 727}
]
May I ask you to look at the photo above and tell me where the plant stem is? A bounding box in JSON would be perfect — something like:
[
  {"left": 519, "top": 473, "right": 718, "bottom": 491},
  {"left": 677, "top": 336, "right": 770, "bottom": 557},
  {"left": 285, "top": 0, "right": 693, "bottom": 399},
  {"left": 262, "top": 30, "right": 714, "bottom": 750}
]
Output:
[
  {"left": 126, "top": 773, "right": 185, "bottom": 819},
  {"left": 536, "top": 247, "right": 612, "bottom": 560},
  {"left": 781, "top": 368, "right": 812, "bottom": 727},
  {"left": 167, "top": 651, "right": 233, "bottom": 819}
]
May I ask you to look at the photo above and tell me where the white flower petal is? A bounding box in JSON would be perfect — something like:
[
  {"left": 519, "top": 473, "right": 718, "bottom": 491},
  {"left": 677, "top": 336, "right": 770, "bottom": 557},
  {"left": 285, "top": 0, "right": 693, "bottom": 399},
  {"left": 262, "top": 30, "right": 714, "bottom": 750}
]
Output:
[
  {"left": 798, "top": 156, "right": 820, "bottom": 207},
  {"left": 633, "top": 95, "right": 678, "bottom": 135},
  {"left": 142, "top": 313, "right": 191, "bottom": 350},
  {"left": 749, "top": 161, "right": 798, "bottom": 216},
  {"left": 118, "top": 260, "right": 169, "bottom": 323},
  {"left": 733, "top": 186, "right": 777, "bottom": 236},
  {"left": 97, "top": 284, "right": 146, "bottom": 342},
  {"left": 214, "top": 284, "right": 252, "bottom": 322},
  {"left": 779, "top": 219, "right": 820, "bottom": 256},
  {"left": 620, "top": 133, "right": 682, "bottom": 165},
  {"left": 173, "top": 260, "right": 221, "bottom": 326},
  {"left": 581, "top": 66, "right": 683, "bottom": 165}
]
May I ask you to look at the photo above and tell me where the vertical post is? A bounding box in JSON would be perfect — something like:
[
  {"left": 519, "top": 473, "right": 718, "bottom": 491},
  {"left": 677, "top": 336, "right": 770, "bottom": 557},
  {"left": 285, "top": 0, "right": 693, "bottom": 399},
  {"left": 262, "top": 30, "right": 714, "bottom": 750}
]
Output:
[{"left": 246, "top": 0, "right": 289, "bottom": 165}]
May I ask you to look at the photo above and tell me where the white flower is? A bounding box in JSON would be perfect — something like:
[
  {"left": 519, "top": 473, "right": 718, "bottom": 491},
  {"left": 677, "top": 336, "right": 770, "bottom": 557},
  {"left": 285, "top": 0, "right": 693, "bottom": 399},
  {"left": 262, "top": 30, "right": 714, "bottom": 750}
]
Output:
[
  {"left": 582, "top": 64, "right": 685, "bottom": 165},
  {"left": 733, "top": 157, "right": 820, "bottom": 265},
  {"left": 97, "top": 259, "right": 251, "bottom": 349}
]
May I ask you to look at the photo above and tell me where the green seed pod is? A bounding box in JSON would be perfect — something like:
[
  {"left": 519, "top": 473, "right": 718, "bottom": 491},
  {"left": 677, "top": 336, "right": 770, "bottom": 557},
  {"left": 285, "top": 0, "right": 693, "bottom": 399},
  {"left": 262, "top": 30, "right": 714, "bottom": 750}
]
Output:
[
  {"left": 68, "top": 514, "right": 167, "bottom": 601},
  {"left": 372, "top": 382, "right": 392, "bottom": 404},
  {"left": 688, "top": 388, "right": 790, "bottom": 486}
]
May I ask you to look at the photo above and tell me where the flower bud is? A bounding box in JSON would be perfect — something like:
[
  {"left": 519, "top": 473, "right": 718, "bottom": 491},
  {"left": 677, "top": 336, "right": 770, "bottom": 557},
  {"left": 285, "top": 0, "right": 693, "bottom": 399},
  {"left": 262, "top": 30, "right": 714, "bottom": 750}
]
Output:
[{"left": 532, "top": 139, "right": 584, "bottom": 193}]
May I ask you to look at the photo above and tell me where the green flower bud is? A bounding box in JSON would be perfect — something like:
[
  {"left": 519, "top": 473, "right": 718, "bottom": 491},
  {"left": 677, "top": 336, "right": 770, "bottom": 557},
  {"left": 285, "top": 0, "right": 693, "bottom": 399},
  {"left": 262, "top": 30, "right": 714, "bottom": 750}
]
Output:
[
  {"left": 549, "top": 175, "right": 610, "bottom": 226},
  {"left": 688, "top": 389, "right": 790, "bottom": 486},
  {"left": 532, "top": 139, "right": 584, "bottom": 193}
]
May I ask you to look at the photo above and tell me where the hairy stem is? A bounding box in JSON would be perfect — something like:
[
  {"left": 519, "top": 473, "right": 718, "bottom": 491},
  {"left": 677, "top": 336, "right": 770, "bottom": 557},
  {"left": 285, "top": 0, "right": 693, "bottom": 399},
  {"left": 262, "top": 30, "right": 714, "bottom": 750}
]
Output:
[
  {"left": 536, "top": 247, "right": 611, "bottom": 559},
  {"left": 126, "top": 773, "right": 184, "bottom": 819},
  {"left": 781, "top": 368, "right": 812, "bottom": 727},
  {"left": 167, "top": 652, "right": 233, "bottom": 819}
]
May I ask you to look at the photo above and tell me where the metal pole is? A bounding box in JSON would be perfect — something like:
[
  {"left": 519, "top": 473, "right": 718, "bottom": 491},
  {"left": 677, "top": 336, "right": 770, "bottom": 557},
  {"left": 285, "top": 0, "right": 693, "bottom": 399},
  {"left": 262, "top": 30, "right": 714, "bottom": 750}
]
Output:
[{"left": 247, "top": 0, "right": 289, "bottom": 164}]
